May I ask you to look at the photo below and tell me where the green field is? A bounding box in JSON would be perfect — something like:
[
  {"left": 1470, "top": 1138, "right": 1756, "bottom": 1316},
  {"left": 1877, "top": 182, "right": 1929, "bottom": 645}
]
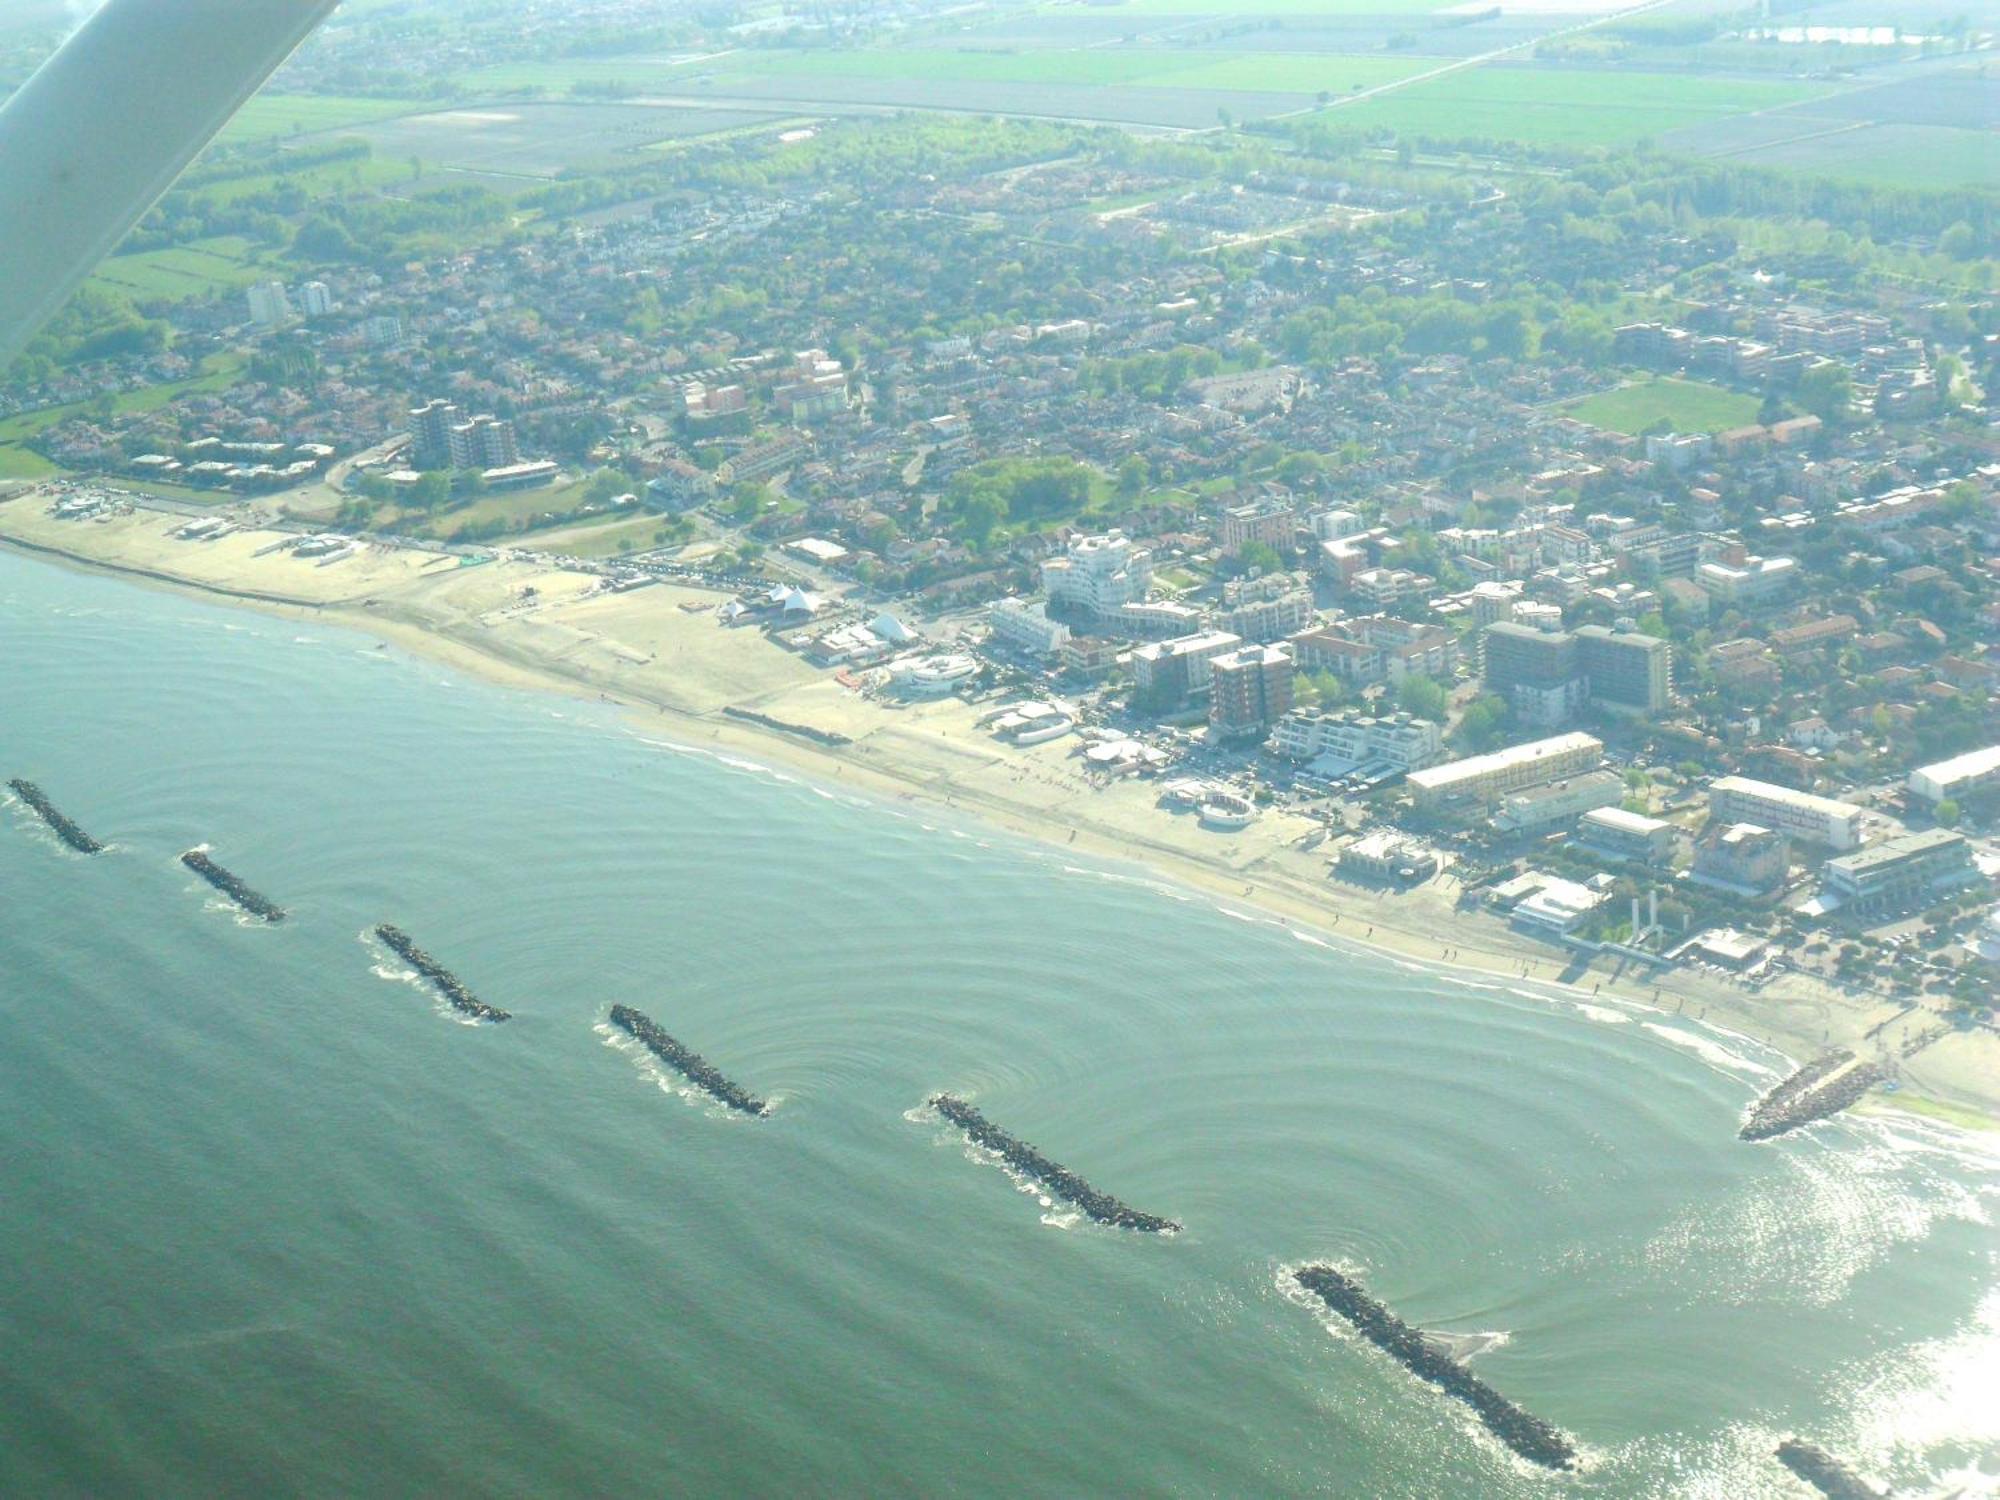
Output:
[
  {"left": 1736, "top": 123, "right": 2000, "bottom": 191},
  {"left": 742, "top": 47, "right": 1188, "bottom": 87},
  {"left": 216, "top": 94, "right": 419, "bottom": 143},
  {"left": 1101, "top": 0, "right": 1451, "bottom": 14},
  {"left": 1324, "top": 64, "right": 1827, "bottom": 146},
  {"left": 0, "top": 355, "right": 248, "bottom": 450},
  {"left": 454, "top": 57, "right": 718, "bottom": 96},
  {"left": 86, "top": 237, "right": 278, "bottom": 306},
  {"left": 729, "top": 47, "right": 1432, "bottom": 94},
  {"left": 0, "top": 444, "right": 58, "bottom": 479},
  {"left": 1159, "top": 53, "right": 1436, "bottom": 95},
  {"left": 1568, "top": 377, "right": 1762, "bottom": 435}
]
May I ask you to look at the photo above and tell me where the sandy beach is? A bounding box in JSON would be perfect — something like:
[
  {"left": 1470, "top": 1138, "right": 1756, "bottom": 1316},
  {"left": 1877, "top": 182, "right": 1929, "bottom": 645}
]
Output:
[{"left": 6, "top": 488, "right": 1995, "bottom": 1131}]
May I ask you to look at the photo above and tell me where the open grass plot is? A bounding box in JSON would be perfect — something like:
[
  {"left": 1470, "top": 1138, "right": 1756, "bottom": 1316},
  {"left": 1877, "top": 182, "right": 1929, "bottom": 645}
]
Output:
[
  {"left": 86, "top": 238, "right": 278, "bottom": 306},
  {"left": 1568, "top": 377, "right": 1762, "bottom": 435}
]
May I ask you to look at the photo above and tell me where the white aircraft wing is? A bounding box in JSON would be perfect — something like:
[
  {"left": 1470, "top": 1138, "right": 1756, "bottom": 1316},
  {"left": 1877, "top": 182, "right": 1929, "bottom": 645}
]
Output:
[{"left": 0, "top": 0, "right": 342, "bottom": 366}]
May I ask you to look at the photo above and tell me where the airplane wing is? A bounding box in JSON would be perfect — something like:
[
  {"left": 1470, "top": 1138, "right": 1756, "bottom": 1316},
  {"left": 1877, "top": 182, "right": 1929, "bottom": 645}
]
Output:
[{"left": 0, "top": 0, "right": 342, "bottom": 367}]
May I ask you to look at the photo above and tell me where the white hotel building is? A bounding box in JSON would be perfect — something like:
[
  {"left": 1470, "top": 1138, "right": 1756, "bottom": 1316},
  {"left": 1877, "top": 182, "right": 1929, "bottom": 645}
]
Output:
[
  {"left": 1041, "top": 531, "right": 1154, "bottom": 619},
  {"left": 1707, "top": 776, "right": 1865, "bottom": 850}
]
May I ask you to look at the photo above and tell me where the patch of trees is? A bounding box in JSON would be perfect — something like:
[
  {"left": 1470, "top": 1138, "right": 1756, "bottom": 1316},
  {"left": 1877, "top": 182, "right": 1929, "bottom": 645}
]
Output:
[{"left": 936, "top": 456, "right": 1095, "bottom": 546}]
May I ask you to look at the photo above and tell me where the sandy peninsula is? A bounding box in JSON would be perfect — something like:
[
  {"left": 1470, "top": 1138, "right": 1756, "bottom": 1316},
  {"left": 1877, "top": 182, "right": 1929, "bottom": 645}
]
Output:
[{"left": 5, "top": 487, "right": 1994, "bottom": 1132}]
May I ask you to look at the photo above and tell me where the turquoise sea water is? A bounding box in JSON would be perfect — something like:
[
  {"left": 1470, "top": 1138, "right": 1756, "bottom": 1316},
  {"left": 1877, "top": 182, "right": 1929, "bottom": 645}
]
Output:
[{"left": 2, "top": 548, "right": 1995, "bottom": 1498}]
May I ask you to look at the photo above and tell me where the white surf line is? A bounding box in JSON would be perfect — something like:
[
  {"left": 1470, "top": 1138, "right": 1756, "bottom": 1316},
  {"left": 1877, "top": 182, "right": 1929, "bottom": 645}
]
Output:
[{"left": 1253, "top": 0, "right": 1694, "bottom": 127}]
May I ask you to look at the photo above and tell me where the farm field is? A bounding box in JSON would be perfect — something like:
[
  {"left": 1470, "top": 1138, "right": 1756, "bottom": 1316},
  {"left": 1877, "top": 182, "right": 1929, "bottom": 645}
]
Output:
[
  {"left": 686, "top": 71, "right": 1314, "bottom": 129},
  {"left": 86, "top": 237, "right": 279, "bottom": 307},
  {"left": 1095, "top": 0, "right": 1486, "bottom": 15},
  {"left": 453, "top": 55, "right": 726, "bottom": 97},
  {"left": 1730, "top": 122, "right": 1998, "bottom": 190},
  {"left": 215, "top": 94, "right": 419, "bottom": 143},
  {"left": 1568, "top": 377, "right": 1763, "bottom": 435},
  {"left": 731, "top": 45, "right": 1437, "bottom": 95},
  {"left": 1318, "top": 63, "right": 1832, "bottom": 145},
  {"left": 341, "top": 103, "right": 797, "bottom": 180}
]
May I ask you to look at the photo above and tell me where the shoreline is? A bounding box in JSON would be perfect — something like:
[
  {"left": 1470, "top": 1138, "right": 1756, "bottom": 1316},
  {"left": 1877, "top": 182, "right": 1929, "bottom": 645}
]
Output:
[{"left": 5, "top": 504, "right": 1994, "bottom": 1134}]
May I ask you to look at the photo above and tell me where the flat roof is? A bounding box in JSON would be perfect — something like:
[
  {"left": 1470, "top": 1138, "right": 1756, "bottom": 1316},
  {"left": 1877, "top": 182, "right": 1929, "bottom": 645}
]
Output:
[
  {"left": 1408, "top": 732, "right": 1602, "bottom": 791},
  {"left": 1710, "top": 775, "right": 1863, "bottom": 822},
  {"left": 1911, "top": 744, "right": 2000, "bottom": 787},
  {"left": 1582, "top": 805, "right": 1670, "bottom": 834},
  {"left": 1825, "top": 827, "right": 1966, "bottom": 874}
]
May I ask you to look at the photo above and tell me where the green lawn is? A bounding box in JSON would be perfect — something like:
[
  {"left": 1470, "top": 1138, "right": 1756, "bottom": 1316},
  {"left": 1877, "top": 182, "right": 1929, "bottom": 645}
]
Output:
[
  {"left": 1324, "top": 64, "right": 1826, "bottom": 146},
  {"left": 0, "top": 444, "right": 58, "bottom": 479},
  {"left": 86, "top": 237, "right": 277, "bottom": 305},
  {"left": 1568, "top": 377, "right": 1763, "bottom": 435},
  {"left": 216, "top": 94, "right": 420, "bottom": 143}
]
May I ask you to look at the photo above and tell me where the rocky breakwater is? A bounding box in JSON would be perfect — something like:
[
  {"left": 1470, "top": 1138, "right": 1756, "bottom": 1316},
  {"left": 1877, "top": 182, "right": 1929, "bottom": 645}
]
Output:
[
  {"left": 1741, "top": 1049, "right": 1884, "bottom": 1142},
  {"left": 1776, "top": 1438, "right": 1889, "bottom": 1498},
  {"left": 181, "top": 849, "right": 285, "bottom": 922},
  {"left": 1292, "top": 1265, "right": 1577, "bottom": 1472},
  {"left": 930, "top": 1094, "right": 1179, "bottom": 1233},
  {"left": 7, "top": 779, "right": 105, "bottom": 854},
  {"left": 373, "top": 925, "right": 511, "bottom": 1023},
  {"left": 607, "top": 1004, "right": 767, "bottom": 1116}
]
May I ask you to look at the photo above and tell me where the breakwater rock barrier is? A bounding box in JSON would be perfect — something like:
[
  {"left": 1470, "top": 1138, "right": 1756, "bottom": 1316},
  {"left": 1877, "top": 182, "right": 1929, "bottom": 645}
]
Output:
[
  {"left": 931, "top": 1094, "right": 1179, "bottom": 1233},
  {"left": 374, "top": 924, "right": 511, "bottom": 1022},
  {"left": 720, "top": 706, "right": 852, "bottom": 747},
  {"left": 1776, "top": 1438, "right": 1889, "bottom": 1498},
  {"left": 608, "top": 1004, "right": 767, "bottom": 1116},
  {"left": 181, "top": 849, "right": 285, "bottom": 922},
  {"left": 1292, "top": 1265, "right": 1577, "bottom": 1471},
  {"left": 7, "top": 779, "right": 104, "bottom": 854},
  {"left": 1741, "top": 1050, "right": 1884, "bottom": 1141}
]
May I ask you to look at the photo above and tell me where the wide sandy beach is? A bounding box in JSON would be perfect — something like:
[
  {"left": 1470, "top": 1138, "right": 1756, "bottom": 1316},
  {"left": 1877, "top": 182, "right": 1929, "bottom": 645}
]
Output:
[{"left": 6, "top": 488, "right": 1994, "bottom": 1131}]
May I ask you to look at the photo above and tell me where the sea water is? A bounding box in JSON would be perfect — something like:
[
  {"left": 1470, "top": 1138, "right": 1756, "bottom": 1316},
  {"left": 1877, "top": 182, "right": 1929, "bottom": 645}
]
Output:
[{"left": 2, "top": 549, "right": 1994, "bottom": 1497}]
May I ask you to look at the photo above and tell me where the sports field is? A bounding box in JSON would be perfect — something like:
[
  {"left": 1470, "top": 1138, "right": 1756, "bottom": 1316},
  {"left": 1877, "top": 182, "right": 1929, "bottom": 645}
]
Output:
[{"left": 1568, "top": 377, "right": 1763, "bottom": 435}]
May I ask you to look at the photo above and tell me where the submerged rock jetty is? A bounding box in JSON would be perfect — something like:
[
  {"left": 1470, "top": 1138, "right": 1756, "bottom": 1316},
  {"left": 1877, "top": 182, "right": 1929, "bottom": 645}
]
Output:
[
  {"left": 1777, "top": 1438, "right": 1889, "bottom": 1498},
  {"left": 1292, "top": 1265, "right": 1577, "bottom": 1472},
  {"left": 607, "top": 1004, "right": 767, "bottom": 1116},
  {"left": 930, "top": 1094, "right": 1179, "bottom": 1233},
  {"left": 1741, "top": 1050, "right": 1884, "bottom": 1141},
  {"left": 181, "top": 849, "right": 285, "bottom": 922},
  {"left": 373, "top": 924, "right": 511, "bottom": 1022},
  {"left": 7, "top": 779, "right": 104, "bottom": 854}
]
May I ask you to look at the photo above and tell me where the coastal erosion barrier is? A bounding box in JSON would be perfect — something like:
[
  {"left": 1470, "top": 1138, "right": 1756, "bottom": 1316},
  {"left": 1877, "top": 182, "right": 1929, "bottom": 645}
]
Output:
[
  {"left": 6, "top": 778, "right": 105, "bottom": 853},
  {"left": 181, "top": 849, "right": 285, "bottom": 922},
  {"left": 931, "top": 1094, "right": 1179, "bottom": 1233},
  {"left": 1776, "top": 1438, "right": 1889, "bottom": 1499},
  {"left": 1292, "top": 1265, "right": 1577, "bottom": 1472},
  {"left": 1740, "top": 1050, "right": 1884, "bottom": 1141},
  {"left": 607, "top": 1004, "right": 768, "bottom": 1116},
  {"left": 720, "top": 706, "right": 852, "bottom": 748},
  {"left": 373, "top": 924, "right": 511, "bottom": 1023}
]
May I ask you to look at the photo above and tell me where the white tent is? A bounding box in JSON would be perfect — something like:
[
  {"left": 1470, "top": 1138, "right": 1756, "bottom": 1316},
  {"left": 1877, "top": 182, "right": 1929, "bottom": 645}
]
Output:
[{"left": 870, "top": 612, "right": 919, "bottom": 644}]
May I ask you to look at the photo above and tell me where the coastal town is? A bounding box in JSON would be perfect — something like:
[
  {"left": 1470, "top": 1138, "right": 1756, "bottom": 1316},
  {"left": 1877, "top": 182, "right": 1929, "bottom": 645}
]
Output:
[{"left": 2, "top": 37, "right": 1996, "bottom": 1129}]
